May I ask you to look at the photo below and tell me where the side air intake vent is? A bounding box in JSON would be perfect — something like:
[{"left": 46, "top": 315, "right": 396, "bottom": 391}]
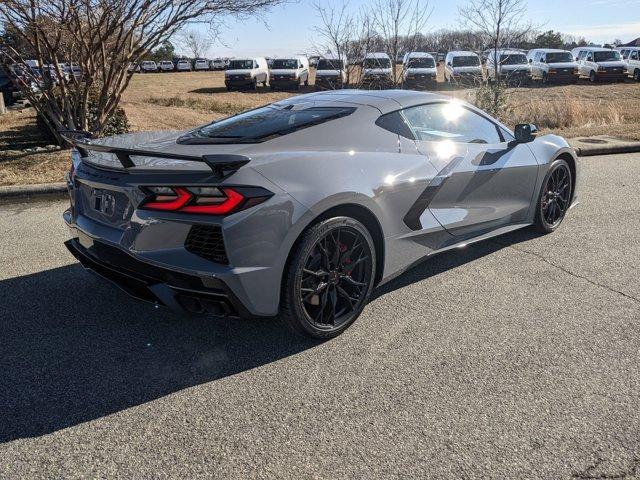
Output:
[{"left": 185, "top": 225, "right": 229, "bottom": 264}]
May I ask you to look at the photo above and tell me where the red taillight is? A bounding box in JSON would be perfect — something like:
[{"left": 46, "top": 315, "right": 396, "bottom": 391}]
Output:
[{"left": 141, "top": 186, "right": 245, "bottom": 215}]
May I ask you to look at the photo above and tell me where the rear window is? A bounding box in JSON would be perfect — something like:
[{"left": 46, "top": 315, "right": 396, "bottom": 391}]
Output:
[
  {"left": 452, "top": 56, "right": 479, "bottom": 67},
  {"left": 183, "top": 105, "right": 356, "bottom": 144},
  {"left": 228, "top": 60, "right": 254, "bottom": 69},
  {"left": 407, "top": 57, "right": 435, "bottom": 68},
  {"left": 594, "top": 51, "right": 621, "bottom": 62},
  {"left": 272, "top": 59, "right": 299, "bottom": 69},
  {"left": 363, "top": 57, "right": 391, "bottom": 69},
  {"left": 500, "top": 54, "right": 527, "bottom": 65},
  {"left": 317, "top": 59, "right": 344, "bottom": 70},
  {"left": 545, "top": 52, "right": 573, "bottom": 63}
]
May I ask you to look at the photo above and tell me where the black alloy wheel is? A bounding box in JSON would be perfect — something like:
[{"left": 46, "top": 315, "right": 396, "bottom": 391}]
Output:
[
  {"left": 534, "top": 159, "right": 572, "bottom": 233},
  {"left": 281, "top": 217, "right": 376, "bottom": 338}
]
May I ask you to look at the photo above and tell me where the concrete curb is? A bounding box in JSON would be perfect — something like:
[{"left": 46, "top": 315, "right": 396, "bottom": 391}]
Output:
[
  {"left": 0, "top": 182, "right": 67, "bottom": 200},
  {"left": 570, "top": 135, "right": 640, "bottom": 157},
  {"left": 574, "top": 143, "right": 640, "bottom": 157}
]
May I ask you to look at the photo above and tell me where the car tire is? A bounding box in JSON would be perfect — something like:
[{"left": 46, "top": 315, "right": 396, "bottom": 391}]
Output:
[
  {"left": 590, "top": 70, "right": 597, "bottom": 83},
  {"left": 533, "top": 158, "right": 573, "bottom": 234},
  {"left": 542, "top": 72, "right": 549, "bottom": 84},
  {"left": 634, "top": 69, "right": 640, "bottom": 82},
  {"left": 280, "top": 216, "right": 376, "bottom": 339}
]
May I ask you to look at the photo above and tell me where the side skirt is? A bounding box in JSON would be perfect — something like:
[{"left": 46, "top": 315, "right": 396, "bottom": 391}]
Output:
[{"left": 378, "top": 222, "right": 531, "bottom": 287}]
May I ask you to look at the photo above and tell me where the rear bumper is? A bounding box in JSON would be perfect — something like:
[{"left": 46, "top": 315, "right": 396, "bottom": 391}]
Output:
[
  {"left": 404, "top": 76, "right": 437, "bottom": 88},
  {"left": 65, "top": 234, "right": 255, "bottom": 318},
  {"left": 271, "top": 77, "right": 299, "bottom": 87},
  {"left": 225, "top": 78, "right": 253, "bottom": 87},
  {"left": 548, "top": 72, "right": 579, "bottom": 82},
  {"left": 595, "top": 72, "right": 626, "bottom": 81}
]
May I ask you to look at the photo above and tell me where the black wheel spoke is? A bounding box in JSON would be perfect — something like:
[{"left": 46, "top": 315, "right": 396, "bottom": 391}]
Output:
[
  {"left": 298, "top": 225, "right": 373, "bottom": 331},
  {"left": 541, "top": 164, "right": 571, "bottom": 227}
]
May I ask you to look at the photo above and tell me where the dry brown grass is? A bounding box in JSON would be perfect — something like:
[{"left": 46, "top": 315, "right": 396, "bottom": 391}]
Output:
[{"left": 1, "top": 69, "right": 639, "bottom": 186}]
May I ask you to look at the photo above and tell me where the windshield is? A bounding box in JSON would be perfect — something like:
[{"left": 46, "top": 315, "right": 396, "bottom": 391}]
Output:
[
  {"left": 193, "top": 106, "right": 356, "bottom": 143},
  {"left": 407, "top": 57, "right": 435, "bottom": 68},
  {"left": 452, "top": 56, "right": 479, "bottom": 67},
  {"left": 500, "top": 54, "right": 527, "bottom": 65},
  {"left": 545, "top": 52, "right": 573, "bottom": 63},
  {"left": 363, "top": 57, "right": 391, "bottom": 69},
  {"left": 272, "top": 59, "right": 299, "bottom": 69},
  {"left": 228, "top": 60, "right": 254, "bottom": 69},
  {"left": 594, "top": 51, "right": 621, "bottom": 62},
  {"left": 317, "top": 59, "right": 344, "bottom": 70}
]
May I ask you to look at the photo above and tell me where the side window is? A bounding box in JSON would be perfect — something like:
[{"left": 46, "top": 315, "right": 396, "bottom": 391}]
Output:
[
  {"left": 587, "top": 52, "right": 593, "bottom": 62},
  {"left": 579, "top": 51, "right": 587, "bottom": 60},
  {"left": 401, "top": 103, "right": 503, "bottom": 144},
  {"left": 631, "top": 51, "right": 639, "bottom": 61}
]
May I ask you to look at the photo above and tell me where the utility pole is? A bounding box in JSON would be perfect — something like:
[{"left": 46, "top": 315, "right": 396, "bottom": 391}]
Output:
[{"left": 0, "top": 93, "right": 6, "bottom": 115}]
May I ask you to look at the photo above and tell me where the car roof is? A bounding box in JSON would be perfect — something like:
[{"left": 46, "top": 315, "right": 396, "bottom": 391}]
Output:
[
  {"left": 365, "top": 52, "right": 391, "bottom": 59},
  {"left": 448, "top": 51, "right": 478, "bottom": 56},
  {"left": 529, "top": 48, "right": 569, "bottom": 53},
  {"left": 273, "top": 89, "right": 449, "bottom": 114},
  {"left": 580, "top": 47, "right": 616, "bottom": 52},
  {"left": 405, "top": 52, "right": 434, "bottom": 58}
]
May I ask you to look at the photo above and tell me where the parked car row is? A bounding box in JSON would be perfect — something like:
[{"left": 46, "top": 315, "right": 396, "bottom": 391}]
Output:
[{"left": 132, "top": 57, "right": 233, "bottom": 73}]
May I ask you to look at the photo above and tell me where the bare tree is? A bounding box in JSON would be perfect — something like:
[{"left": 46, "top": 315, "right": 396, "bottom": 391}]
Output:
[
  {"left": 370, "top": 0, "right": 433, "bottom": 87},
  {"left": 459, "top": 0, "right": 534, "bottom": 118},
  {"left": 0, "top": 0, "right": 283, "bottom": 144},
  {"left": 177, "top": 29, "right": 213, "bottom": 59},
  {"left": 311, "top": 1, "right": 374, "bottom": 88}
]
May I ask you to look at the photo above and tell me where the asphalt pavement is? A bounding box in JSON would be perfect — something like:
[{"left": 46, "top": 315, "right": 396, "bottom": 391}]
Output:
[{"left": 1, "top": 153, "right": 639, "bottom": 479}]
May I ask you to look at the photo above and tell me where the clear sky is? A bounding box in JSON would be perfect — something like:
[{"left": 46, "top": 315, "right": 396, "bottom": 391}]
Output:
[{"left": 184, "top": 0, "right": 640, "bottom": 58}]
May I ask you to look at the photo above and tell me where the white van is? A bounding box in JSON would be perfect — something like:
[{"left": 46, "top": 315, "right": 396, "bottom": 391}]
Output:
[
  {"left": 361, "top": 52, "right": 393, "bottom": 88},
  {"left": 140, "top": 61, "right": 158, "bottom": 73},
  {"left": 269, "top": 56, "right": 310, "bottom": 90},
  {"left": 159, "top": 60, "right": 175, "bottom": 72},
  {"left": 224, "top": 57, "right": 269, "bottom": 90},
  {"left": 571, "top": 47, "right": 625, "bottom": 82},
  {"left": 176, "top": 59, "right": 191, "bottom": 72},
  {"left": 211, "top": 58, "right": 225, "bottom": 71},
  {"left": 485, "top": 49, "right": 530, "bottom": 84},
  {"left": 401, "top": 52, "right": 437, "bottom": 89},
  {"left": 616, "top": 46, "right": 640, "bottom": 81},
  {"left": 527, "top": 49, "right": 578, "bottom": 84},
  {"left": 315, "top": 55, "right": 347, "bottom": 90},
  {"left": 194, "top": 58, "right": 210, "bottom": 71},
  {"left": 444, "top": 51, "right": 482, "bottom": 84}
]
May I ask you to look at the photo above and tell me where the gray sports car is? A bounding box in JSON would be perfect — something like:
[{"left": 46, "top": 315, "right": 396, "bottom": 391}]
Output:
[{"left": 63, "top": 89, "right": 579, "bottom": 338}]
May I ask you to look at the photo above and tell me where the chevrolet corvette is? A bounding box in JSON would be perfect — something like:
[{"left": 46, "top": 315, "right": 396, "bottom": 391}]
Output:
[{"left": 63, "top": 89, "right": 579, "bottom": 338}]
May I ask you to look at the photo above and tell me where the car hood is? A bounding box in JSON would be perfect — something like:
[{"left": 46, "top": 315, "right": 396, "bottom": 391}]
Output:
[
  {"left": 363, "top": 68, "right": 392, "bottom": 75},
  {"left": 596, "top": 61, "right": 626, "bottom": 68},
  {"left": 451, "top": 66, "right": 482, "bottom": 72},
  {"left": 405, "top": 67, "right": 437, "bottom": 74},
  {"left": 270, "top": 69, "right": 300, "bottom": 75},
  {"left": 547, "top": 62, "right": 578, "bottom": 69},
  {"left": 496, "top": 65, "right": 529, "bottom": 71},
  {"left": 316, "top": 69, "right": 341, "bottom": 76}
]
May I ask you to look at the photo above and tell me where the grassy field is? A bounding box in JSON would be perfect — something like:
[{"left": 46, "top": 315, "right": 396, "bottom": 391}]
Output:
[{"left": 1, "top": 69, "right": 639, "bottom": 186}]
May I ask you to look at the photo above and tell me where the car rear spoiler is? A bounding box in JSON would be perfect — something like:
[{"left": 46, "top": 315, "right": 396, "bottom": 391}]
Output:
[{"left": 59, "top": 130, "right": 250, "bottom": 177}]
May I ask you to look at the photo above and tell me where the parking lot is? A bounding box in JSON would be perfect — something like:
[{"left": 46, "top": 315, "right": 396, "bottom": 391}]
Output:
[{"left": 0, "top": 152, "right": 638, "bottom": 478}]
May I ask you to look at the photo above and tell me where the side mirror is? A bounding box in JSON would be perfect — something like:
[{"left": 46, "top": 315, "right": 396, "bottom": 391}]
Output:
[
  {"left": 529, "top": 58, "right": 533, "bottom": 63},
  {"left": 514, "top": 124, "right": 538, "bottom": 143},
  {"left": 447, "top": 61, "right": 452, "bottom": 66}
]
